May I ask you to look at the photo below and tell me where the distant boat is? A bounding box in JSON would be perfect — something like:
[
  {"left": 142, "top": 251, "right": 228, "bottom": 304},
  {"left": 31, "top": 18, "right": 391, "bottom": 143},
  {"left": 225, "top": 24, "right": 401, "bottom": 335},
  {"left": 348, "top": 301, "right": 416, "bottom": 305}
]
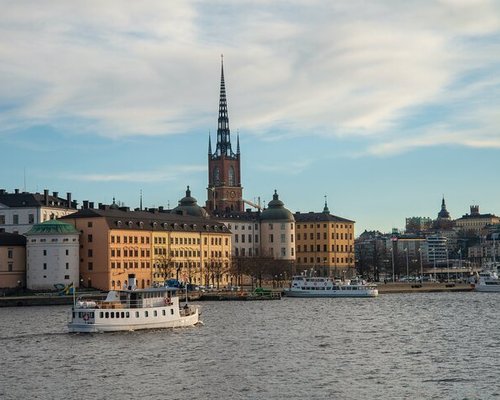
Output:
[
  {"left": 475, "top": 269, "right": 500, "bottom": 293},
  {"left": 68, "top": 277, "right": 200, "bottom": 333},
  {"left": 285, "top": 275, "right": 378, "bottom": 298}
]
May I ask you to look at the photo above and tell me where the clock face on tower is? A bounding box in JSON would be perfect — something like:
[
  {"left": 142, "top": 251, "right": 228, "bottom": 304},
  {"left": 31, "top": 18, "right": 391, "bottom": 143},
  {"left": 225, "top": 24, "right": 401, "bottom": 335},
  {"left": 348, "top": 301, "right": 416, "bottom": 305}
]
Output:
[{"left": 230, "top": 190, "right": 236, "bottom": 198}]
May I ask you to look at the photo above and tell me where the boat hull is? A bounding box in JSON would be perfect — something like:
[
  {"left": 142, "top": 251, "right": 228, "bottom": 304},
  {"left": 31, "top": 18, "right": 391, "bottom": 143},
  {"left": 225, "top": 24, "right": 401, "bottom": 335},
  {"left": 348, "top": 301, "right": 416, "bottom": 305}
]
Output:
[
  {"left": 68, "top": 306, "right": 200, "bottom": 333},
  {"left": 475, "top": 285, "right": 500, "bottom": 293}
]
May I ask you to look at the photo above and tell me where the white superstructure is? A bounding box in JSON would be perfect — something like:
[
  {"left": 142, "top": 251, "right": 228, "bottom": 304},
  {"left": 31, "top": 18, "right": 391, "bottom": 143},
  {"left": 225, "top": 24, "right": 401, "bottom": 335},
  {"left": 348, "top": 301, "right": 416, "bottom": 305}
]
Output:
[
  {"left": 286, "top": 275, "right": 378, "bottom": 298},
  {"left": 475, "top": 270, "right": 500, "bottom": 293},
  {"left": 68, "top": 276, "right": 200, "bottom": 333}
]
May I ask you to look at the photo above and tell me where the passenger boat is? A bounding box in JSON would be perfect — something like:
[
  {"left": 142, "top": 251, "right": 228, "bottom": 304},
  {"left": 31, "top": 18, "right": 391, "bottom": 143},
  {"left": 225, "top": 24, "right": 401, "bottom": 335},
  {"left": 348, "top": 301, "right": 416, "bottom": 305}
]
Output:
[
  {"left": 285, "top": 275, "right": 378, "bottom": 298},
  {"left": 475, "top": 270, "right": 500, "bottom": 293},
  {"left": 68, "top": 276, "right": 200, "bottom": 333}
]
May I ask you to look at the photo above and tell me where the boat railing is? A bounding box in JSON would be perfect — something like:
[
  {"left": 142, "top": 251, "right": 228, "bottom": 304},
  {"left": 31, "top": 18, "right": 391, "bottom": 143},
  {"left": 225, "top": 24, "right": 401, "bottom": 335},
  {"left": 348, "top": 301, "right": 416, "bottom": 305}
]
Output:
[{"left": 75, "top": 297, "right": 175, "bottom": 310}]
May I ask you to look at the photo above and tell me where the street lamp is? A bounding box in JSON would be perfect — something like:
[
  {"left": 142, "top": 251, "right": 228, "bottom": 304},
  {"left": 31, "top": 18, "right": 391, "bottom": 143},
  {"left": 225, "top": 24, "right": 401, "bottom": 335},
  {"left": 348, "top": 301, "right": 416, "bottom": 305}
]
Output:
[
  {"left": 390, "top": 247, "right": 395, "bottom": 283},
  {"left": 458, "top": 249, "right": 462, "bottom": 281},
  {"left": 418, "top": 248, "right": 424, "bottom": 285},
  {"left": 404, "top": 247, "right": 409, "bottom": 282}
]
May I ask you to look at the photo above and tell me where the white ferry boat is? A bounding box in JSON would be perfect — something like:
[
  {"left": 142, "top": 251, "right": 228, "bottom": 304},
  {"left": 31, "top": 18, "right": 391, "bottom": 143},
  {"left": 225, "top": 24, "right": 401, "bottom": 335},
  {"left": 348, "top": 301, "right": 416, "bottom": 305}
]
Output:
[
  {"left": 285, "top": 275, "right": 378, "bottom": 298},
  {"left": 68, "top": 276, "right": 200, "bottom": 333},
  {"left": 475, "top": 270, "right": 500, "bottom": 293}
]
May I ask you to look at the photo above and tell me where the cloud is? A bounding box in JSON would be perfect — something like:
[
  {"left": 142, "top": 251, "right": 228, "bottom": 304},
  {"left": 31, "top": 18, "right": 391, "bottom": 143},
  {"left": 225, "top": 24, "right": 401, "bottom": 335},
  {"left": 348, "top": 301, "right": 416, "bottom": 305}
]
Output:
[
  {"left": 0, "top": 0, "right": 499, "bottom": 155},
  {"left": 61, "top": 165, "right": 205, "bottom": 183}
]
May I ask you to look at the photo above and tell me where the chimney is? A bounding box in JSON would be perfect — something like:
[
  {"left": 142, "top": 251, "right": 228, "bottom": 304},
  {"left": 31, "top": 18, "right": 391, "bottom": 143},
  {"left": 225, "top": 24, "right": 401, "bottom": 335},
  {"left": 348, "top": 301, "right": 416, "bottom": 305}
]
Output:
[
  {"left": 89, "top": 202, "right": 94, "bottom": 209},
  {"left": 44, "top": 189, "right": 49, "bottom": 205},
  {"left": 15, "top": 189, "right": 19, "bottom": 194},
  {"left": 53, "top": 191, "right": 59, "bottom": 198},
  {"left": 83, "top": 200, "right": 89, "bottom": 209},
  {"left": 0, "top": 189, "right": 5, "bottom": 195},
  {"left": 67, "top": 193, "right": 72, "bottom": 207}
]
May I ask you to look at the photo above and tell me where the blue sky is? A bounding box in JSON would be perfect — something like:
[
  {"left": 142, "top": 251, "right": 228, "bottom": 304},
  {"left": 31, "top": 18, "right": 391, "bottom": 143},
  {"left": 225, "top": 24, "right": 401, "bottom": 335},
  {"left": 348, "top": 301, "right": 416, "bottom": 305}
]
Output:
[{"left": 1, "top": 0, "right": 500, "bottom": 235}]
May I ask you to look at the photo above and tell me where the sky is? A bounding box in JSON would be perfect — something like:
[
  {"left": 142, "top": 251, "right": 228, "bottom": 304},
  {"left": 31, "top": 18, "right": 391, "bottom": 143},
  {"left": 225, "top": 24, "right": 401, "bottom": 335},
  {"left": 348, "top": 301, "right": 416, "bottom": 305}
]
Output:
[{"left": 1, "top": 0, "right": 500, "bottom": 236}]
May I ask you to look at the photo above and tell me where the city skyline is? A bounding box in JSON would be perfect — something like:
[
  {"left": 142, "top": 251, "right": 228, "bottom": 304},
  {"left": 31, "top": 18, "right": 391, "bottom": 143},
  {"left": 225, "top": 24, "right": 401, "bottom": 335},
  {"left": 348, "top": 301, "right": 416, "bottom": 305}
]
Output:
[{"left": 1, "top": 1, "right": 500, "bottom": 235}]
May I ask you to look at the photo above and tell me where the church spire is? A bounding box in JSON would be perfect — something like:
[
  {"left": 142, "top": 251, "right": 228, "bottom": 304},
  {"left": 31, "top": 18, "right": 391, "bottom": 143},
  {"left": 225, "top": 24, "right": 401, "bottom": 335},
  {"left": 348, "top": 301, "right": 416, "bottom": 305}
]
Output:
[
  {"left": 212, "top": 54, "right": 236, "bottom": 159},
  {"left": 208, "top": 131, "right": 212, "bottom": 155},
  {"left": 237, "top": 130, "right": 240, "bottom": 155},
  {"left": 323, "top": 195, "right": 330, "bottom": 214}
]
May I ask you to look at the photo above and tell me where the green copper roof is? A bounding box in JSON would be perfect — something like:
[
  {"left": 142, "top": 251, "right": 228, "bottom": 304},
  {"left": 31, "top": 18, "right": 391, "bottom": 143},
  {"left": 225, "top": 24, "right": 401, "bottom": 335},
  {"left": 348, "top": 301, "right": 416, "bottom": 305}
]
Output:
[
  {"left": 25, "top": 219, "right": 79, "bottom": 236},
  {"left": 260, "top": 190, "right": 294, "bottom": 222}
]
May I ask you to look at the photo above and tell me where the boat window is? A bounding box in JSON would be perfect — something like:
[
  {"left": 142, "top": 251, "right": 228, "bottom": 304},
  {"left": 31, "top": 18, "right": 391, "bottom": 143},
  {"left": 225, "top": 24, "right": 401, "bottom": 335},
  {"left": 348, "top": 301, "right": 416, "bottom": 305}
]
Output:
[
  {"left": 72, "top": 312, "right": 75, "bottom": 318},
  {"left": 111, "top": 312, "right": 115, "bottom": 318},
  {"left": 116, "top": 312, "right": 120, "bottom": 319},
  {"left": 90, "top": 312, "right": 94, "bottom": 318},
  {"left": 154, "top": 311, "right": 158, "bottom": 317},
  {"left": 145, "top": 311, "right": 149, "bottom": 317},
  {"left": 105, "top": 312, "right": 109, "bottom": 318},
  {"left": 135, "top": 311, "right": 139, "bottom": 318},
  {"left": 162, "top": 310, "right": 166, "bottom": 316},
  {"left": 170, "top": 309, "right": 174, "bottom": 315},
  {"left": 100, "top": 312, "right": 103, "bottom": 318},
  {"left": 126, "top": 312, "right": 129, "bottom": 318}
]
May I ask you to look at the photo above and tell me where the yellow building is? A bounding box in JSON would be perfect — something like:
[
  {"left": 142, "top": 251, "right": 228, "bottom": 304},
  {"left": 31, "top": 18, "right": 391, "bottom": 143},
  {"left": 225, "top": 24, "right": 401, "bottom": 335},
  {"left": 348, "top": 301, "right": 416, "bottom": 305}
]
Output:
[
  {"left": 455, "top": 205, "right": 500, "bottom": 235},
  {"left": 0, "top": 233, "right": 26, "bottom": 288},
  {"left": 294, "top": 202, "right": 355, "bottom": 278},
  {"left": 61, "top": 204, "right": 231, "bottom": 291}
]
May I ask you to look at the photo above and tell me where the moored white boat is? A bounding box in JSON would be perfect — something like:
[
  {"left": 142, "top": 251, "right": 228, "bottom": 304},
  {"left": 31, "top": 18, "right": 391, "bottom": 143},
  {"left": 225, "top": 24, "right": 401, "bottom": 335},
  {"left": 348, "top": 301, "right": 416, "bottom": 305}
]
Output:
[
  {"left": 285, "top": 275, "right": 378, "bottom": 298},
  {"left": 68, "top": 276, "right": 200, "bottom": 333},
  {"left": 475, "top": 270, "right": 500, "bottom": 293}
]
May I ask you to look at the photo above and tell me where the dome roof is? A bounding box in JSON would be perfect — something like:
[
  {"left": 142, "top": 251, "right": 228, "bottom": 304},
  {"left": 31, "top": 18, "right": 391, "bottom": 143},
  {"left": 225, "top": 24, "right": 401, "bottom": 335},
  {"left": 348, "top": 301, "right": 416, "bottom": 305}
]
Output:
[
  {"left": 171, "top": 186, "right": 209, "bottom": 218},
  {"left": 25, "top": 219, "right": 79, "bottom": 236},
  {"left": 260, "top": 190, "right": 294, "bottom": 222}
]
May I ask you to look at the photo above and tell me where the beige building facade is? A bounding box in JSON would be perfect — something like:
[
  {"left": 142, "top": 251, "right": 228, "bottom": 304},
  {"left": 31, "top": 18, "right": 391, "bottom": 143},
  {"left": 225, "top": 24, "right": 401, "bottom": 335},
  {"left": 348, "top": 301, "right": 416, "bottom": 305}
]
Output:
[
  {"left": 294, "top": 203, "right": 355, "bottom": 278},
  {"left": 61, "top": 205, "right": 232, "bottom": 291}
]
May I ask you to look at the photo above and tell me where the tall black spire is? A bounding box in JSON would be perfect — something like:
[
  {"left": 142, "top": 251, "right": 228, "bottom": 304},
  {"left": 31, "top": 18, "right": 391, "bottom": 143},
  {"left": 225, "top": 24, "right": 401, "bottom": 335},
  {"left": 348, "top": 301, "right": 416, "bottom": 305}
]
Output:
[
  {"left": 212, "top": 54, "right": 236, "bottom": 159},
  {"left": 208, "top": 132, "right": 212, "bottom": 155}
]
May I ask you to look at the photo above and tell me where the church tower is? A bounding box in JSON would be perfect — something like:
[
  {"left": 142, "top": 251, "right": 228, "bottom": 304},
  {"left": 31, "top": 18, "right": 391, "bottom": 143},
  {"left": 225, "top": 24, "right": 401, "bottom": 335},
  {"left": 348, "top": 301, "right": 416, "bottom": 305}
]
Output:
[{"left": 206, "top": 56, "right": 243, "bottom": 213}]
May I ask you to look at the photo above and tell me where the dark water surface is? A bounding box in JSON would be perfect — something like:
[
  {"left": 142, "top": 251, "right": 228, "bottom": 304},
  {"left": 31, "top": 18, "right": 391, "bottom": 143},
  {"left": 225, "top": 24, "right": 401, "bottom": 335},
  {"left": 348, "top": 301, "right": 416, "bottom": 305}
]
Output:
[{"left": 1, "top": 292, "right": 498, "bottom": 399}]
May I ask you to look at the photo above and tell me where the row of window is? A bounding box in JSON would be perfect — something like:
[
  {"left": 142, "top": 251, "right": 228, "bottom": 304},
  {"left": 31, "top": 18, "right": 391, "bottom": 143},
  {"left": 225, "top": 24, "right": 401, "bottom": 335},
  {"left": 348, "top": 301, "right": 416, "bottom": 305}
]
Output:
[
  {"left": 268, "top": 234, "right": 294, "bottom": 243},
  {"left": 267, "top": 223, "right": 293, "bottom": 230},
  {"left": 29, "top": 238, "right": 76, "bottom": 242},
  {"left": 296, "top": 257, "right": 353, "bottom": 264},
  {"left": 296, "top": 244, "right": 354, "bottom": 253},
  {"left": 227, "top": 224, "right": 259, "bottom": 231},
  {"left": 296, "top": 232, "right": 353, "bottom": 240},
  {"left": 234, "top": 234, "right": 259, "bottom": 243},
  {"left": 110, "top": 235, "right": 229, "bottom": 246},
  {"left": 296, "top": 223, "right": 351, "bottom": 230}
]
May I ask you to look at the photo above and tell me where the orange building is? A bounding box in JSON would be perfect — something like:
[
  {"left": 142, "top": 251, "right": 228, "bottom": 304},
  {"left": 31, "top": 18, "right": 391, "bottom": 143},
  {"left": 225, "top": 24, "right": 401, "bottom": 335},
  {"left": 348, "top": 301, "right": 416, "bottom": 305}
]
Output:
[{"left": 61, "top": 204, "right": 231, "bottom": 291}]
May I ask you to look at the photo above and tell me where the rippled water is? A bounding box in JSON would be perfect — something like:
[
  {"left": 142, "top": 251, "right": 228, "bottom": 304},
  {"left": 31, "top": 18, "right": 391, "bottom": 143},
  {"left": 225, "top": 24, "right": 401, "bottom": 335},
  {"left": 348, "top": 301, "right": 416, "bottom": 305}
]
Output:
[{"left": 1, "top": 292, "right": 499, "bottom": 399}]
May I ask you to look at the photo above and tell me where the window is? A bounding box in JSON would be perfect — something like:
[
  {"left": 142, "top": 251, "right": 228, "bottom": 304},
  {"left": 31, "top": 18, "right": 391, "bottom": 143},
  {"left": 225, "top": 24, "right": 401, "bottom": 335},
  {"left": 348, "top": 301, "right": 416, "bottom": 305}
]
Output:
[
  {"left": 0, "top": 215, "right": 5, "bottom": 224},
  {"left": 43, "top": 263, "right": 47, "bottom": 270},
  {"left": 281, "top": 234, "right": 286, "bottom": 243},
  {"left": 43, "top": 250, "right": 47, "bottom": 256},
  {"left": 281, "top": 248, "right": 286, "bottom": 257},
  {"left": 235, "top": 234, "right": 239, "bottom": 243},
  {"left": 7, "top": 249, "right": 13, "bottom": 259},
  {"left": 65, "top": 249, "right": 69, "bottom": 256},
  {"left": 66, "top": 263, "right": 69, "bottom": 270},
  {"left": 281, "top": 223, "right": 285, "bottom": 230},
  {"left": 13, "top": 214, "right": 19, "bottom": 224},
  {"left": 228, "top": 166, "right": 235, "bottom": 186},
  {"left": 8, "top": 263, "right": 13, "bottom": 272},
  {"left": 64, "top": 275, "right": 70, "bottom": 280},
  {"left": 88, "top": 249, "right": 93, "bottom": 257},
  {"left": 88, "top": 262, "right": 93, "bottom": 271},
  {"left": 269, "top": 234, "right": 274, "bottom": 243},
  {"left": 28, "top": 214, "right": 34, "bottom": 224},
  {"left": 88, "top": 221, "right": 93, "bottom": 228},
  {"left": 269, "top": 223, "right": 273, "bottom": 230}
]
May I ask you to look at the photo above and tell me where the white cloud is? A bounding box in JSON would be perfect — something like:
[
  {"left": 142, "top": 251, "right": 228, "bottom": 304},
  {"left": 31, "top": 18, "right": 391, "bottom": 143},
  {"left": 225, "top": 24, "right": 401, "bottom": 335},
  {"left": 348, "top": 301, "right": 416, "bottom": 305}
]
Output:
[
  {"left": 61, "top": 165, "right": 205, "bottom": 183},
  {"left": 0, "top": 0, "right": 499, "bottom": 155}
]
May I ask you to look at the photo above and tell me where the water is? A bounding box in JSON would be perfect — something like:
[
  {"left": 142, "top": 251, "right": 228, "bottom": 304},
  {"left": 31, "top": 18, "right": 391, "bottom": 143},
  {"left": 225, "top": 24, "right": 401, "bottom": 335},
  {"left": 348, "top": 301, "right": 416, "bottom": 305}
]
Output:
[{"left": 1, "top": 292, "right": 498, "bottom": 399}]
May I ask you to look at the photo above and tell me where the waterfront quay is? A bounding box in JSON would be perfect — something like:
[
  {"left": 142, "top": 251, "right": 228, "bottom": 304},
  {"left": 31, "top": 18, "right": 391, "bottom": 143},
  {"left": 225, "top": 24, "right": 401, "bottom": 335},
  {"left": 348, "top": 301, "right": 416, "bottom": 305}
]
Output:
[{"left": 0, "top": 282, "right": 473, "bottom": 307}]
